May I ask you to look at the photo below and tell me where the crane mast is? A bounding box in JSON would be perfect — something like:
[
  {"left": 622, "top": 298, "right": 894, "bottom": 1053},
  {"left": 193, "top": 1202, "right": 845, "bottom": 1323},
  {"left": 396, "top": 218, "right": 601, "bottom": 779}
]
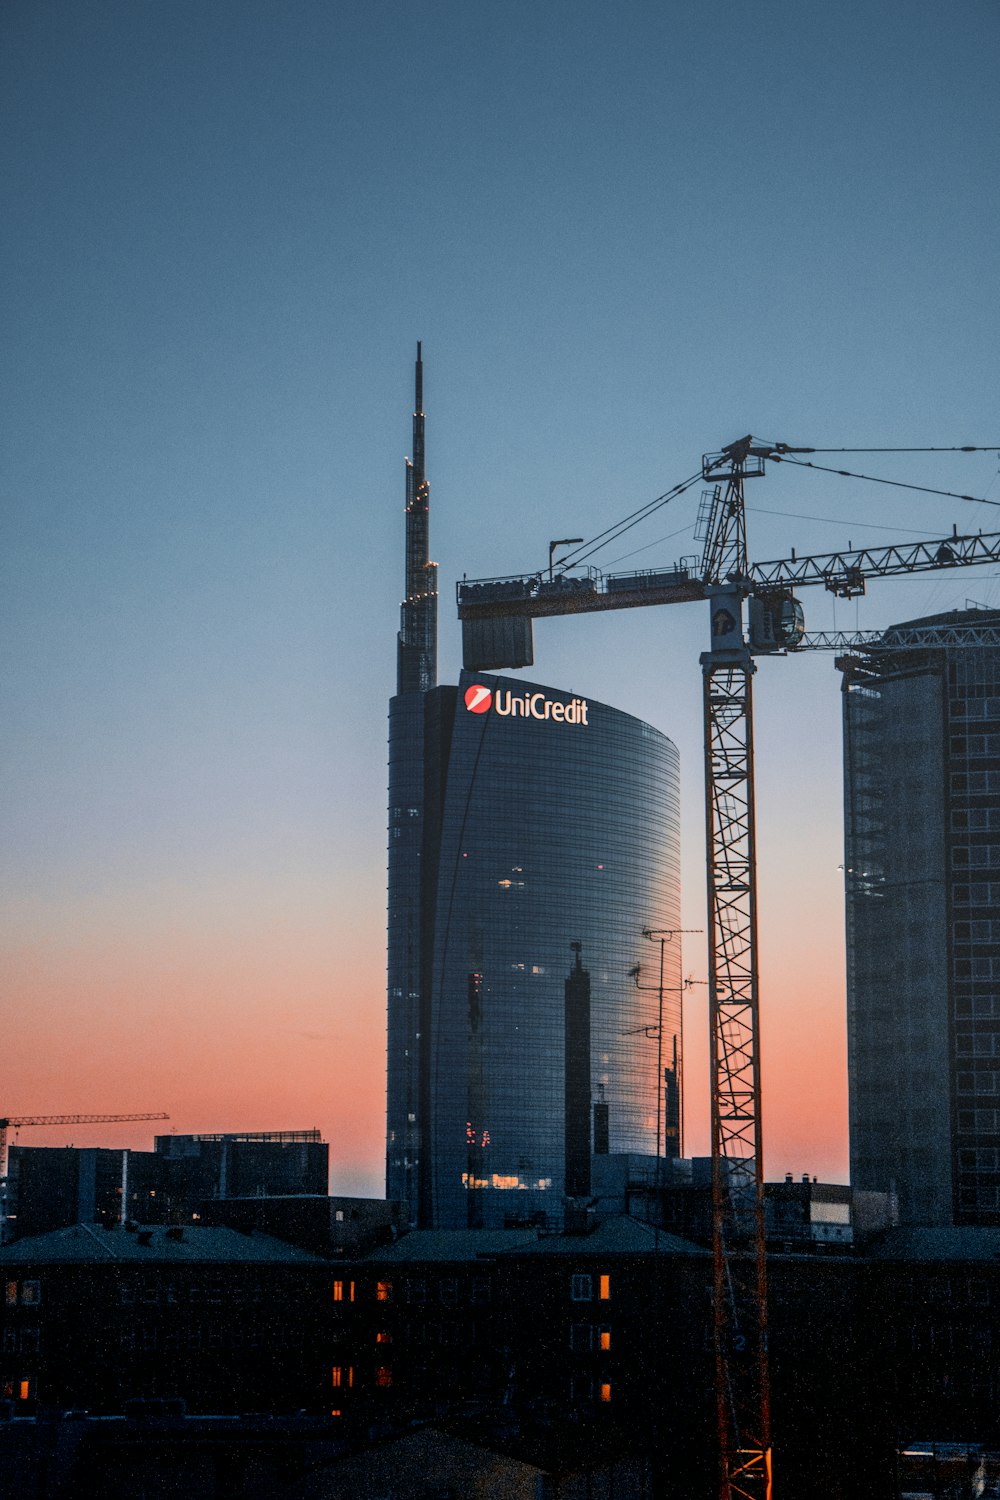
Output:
[
  {"left": 699, "top": 442, "right": 771, "bottom": 1499},
  {"left": 456, "top": 436, "right": 998, "bottom": 1499}
]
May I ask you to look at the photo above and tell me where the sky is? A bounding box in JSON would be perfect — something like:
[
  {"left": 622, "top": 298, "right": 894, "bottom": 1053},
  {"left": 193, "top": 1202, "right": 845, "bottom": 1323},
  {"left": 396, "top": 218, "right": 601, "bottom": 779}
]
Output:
[{"left": 2, "top": 0, "right": 998, "bottom": 1194}]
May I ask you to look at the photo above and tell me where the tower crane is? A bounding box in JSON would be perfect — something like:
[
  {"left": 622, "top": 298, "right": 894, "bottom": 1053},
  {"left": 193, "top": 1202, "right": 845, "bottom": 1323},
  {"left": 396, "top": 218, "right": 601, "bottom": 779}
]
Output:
[
  {"left": 456, "top": 435, "right": 1000, "bottom": 1500},
  {"left": 0, "top": 1113, "right": 170, "bottom": 1178}
]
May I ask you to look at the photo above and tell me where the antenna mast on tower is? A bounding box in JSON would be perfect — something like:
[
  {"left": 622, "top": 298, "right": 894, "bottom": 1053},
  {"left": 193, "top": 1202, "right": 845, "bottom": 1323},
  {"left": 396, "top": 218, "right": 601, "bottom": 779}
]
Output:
[{"left": 396, "top": 342, "right": 438, "bottom": 694}]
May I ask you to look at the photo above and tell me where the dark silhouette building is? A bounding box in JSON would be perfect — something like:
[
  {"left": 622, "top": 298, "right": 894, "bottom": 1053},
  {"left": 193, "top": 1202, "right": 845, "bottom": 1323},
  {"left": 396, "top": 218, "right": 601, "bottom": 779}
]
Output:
[{"left": 4, "top": 1131, "right": 328, "bottom": 1242}]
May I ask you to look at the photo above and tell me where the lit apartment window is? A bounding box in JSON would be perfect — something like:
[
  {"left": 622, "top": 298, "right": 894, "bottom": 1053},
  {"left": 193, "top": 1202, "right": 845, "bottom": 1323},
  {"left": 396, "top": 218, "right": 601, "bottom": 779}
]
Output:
[
  {"left": 598, "top": 1274, "right": 610, "bottom": 1301},
  {"left": 376, "top": 1331, "right": 392, "bottom": 1344},
  {"left": 332, "top": 1280, "right": 355, "bottom": 1303},
  {"left": 570, "top": 1274, "right": 593, "bottom": 1301},
  {"left": 599, "top": 1327, "right": 611, "bottom": 1352},
  {"left": 4, "top": 1282, "right": 16, "bottom": 1307},
  {"left": 331, "top": 1366, "right": 343, "bottom": 1387},
  {"left": 375, "top": 1366, "right": 393, "bottom": 1388},
  {"left": 376, "top": 1280, "right": 393, "bottom": 1302},
  {"left": 600, "top": 1381, "right": 612, "bottom": 1403},
  {"left": 330, "top": 1409, "right": 342, "bottom": 1418}
]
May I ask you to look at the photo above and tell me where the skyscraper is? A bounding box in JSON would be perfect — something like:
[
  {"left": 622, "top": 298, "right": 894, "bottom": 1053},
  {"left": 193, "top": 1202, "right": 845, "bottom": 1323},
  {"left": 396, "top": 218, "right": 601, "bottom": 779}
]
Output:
[
  {"left": 841, "top": 609, "right": 1000, "bottom": 1225},
  {"left": 386, "top": 351, "right": 681, "bottom": 1229}
]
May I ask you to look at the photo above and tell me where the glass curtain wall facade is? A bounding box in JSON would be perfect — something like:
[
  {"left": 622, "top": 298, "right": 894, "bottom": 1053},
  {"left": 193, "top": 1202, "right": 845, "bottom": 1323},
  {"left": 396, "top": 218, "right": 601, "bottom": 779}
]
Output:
[
  {"left": 387, "top": 672, "right": 680, "bottom": 1230},
  {"left": 842, "top": 611, "right": 1000, "bottom": 1225}
]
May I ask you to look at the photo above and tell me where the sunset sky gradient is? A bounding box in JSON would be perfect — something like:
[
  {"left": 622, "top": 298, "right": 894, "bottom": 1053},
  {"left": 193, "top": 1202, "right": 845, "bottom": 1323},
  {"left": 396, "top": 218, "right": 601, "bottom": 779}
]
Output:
[{"left": 2, "top": 1, "right": 998, "bottom": 1193}]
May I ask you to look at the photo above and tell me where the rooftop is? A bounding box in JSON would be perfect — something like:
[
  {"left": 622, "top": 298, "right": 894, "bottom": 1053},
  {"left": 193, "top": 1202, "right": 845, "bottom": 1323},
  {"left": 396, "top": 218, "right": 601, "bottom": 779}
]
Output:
[
  {"left": 865, "top": 1227, "right": 1000, "bottom": 1263},
  {"left": 0, "top": 1222, "right": 326, "bottom": 1265},
  {"left": 365, "top": 1216, "right": 704, "bottom": 1263}
]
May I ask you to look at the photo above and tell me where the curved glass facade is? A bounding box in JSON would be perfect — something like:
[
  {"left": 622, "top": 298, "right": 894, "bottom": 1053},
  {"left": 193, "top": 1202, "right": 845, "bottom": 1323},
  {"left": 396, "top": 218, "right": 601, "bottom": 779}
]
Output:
[{"left": 388, "top": 672, "right": 680, "bottom": 1229}]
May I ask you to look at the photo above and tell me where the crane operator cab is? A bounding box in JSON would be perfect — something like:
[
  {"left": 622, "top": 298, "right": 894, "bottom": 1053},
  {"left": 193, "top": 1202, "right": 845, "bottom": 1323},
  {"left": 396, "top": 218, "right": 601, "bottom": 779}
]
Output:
[{"left": 748, "top": 590, "right": 806, "bottom": 653}]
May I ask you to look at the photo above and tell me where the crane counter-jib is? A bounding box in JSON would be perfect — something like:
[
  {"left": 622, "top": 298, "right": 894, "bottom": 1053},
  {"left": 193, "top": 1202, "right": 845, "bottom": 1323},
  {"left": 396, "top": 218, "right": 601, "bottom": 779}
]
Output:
[{"left": 456, "top": 573, "right": 708, "bottom": 619}]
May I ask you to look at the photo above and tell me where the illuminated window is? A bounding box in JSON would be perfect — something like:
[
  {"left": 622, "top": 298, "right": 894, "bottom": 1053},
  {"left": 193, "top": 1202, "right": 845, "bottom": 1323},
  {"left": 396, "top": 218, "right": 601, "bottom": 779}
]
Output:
[
  {"left": 330, "top": 1409, "right": 342, "bottom": 1418},
  {"left": 600, "top": 1381, "right": 612, "bottom": 1403},
  {"left": 375, "top": 1366, "right": 393, "bottom": 1388},
  {"left": 331, "top": 1366, "right": 342, "bottom": 1387},
  {"left": 598, "top": 1274, "right": 610, "bottom": 1301},
  {"left": 599, "top": 1327, "right": 611, "bottom": 1352},
  {"left": 570, "top": 1274, "right": 593, "bottom": 1301},
  {"left": 4, "top": 1282, "right": 16, "bottom": 1307},
  {"left": 376, "top": 1281, "right": 392, "bottom": 1303},
  {"left": 21, "top": 1281, "right": 40, "bottom": 1306},
  {"left": 333, "top": 1281, "right": 344, "bottom": 1302},
  {"left": 376, "top": 1331, "right": 392, "bottom": 1344}
]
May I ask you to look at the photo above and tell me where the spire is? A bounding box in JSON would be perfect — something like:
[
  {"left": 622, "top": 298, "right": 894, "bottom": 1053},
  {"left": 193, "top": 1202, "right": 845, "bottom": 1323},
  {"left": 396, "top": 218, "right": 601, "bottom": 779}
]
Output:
[{"left": 396, "top": 343, "right": 438, "bottom": 694}]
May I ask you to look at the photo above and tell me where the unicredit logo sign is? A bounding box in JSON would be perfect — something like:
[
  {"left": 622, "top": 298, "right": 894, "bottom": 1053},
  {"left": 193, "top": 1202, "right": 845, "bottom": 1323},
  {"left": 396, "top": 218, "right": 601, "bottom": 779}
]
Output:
[
  {"left": 464, "top": 685, "right": 493, "bottom": 714},
  {"left": 463, "top": 683, "right": 589, "bottom": 726}
]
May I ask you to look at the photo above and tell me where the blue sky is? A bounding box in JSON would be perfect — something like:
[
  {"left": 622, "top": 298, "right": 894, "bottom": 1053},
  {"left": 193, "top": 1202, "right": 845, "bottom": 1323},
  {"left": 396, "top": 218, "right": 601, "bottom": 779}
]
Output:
[{"left": 2, "top": 1, "right": 997, "bottom": 1189}]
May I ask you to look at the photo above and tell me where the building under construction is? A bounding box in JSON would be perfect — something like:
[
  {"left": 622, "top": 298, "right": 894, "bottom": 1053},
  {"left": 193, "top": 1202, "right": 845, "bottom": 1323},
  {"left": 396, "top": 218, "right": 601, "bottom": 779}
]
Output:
[{"left": 842, "top": 608, "right": 1000, "bottom": 1226}]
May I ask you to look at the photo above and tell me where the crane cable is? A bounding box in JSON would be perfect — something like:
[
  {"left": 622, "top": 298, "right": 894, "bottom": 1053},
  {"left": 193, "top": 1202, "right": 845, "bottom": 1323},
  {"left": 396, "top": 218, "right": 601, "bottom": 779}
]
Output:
[
  {"left": 783, "top": 445, "right": 1000, "bottom": 454},
  {"left": 557, "top": 446, "right": 1000, "bottom": 574},
  {"left": 555, "top": 470, "right": 704, "bottom": 571},
  {"left": 772, "top": 454, "right": 1000, "bottom": 508}
]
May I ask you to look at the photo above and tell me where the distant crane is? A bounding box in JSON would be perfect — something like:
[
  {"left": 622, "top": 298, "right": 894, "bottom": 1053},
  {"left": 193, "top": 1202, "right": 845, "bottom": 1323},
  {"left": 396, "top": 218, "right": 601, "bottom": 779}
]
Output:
[
  {"left": 456, "top": 436, "right": 1000, "bottom": 1500},
  {"left": 0, "top": 1113, "right": 170, "bottom": 1178}
]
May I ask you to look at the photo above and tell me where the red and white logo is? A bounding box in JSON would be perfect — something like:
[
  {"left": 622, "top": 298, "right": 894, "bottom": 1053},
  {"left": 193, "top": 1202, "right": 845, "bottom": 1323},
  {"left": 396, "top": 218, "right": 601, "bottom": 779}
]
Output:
[{"left": 464, "top": 684, "right": 493, "bottom": 714}]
